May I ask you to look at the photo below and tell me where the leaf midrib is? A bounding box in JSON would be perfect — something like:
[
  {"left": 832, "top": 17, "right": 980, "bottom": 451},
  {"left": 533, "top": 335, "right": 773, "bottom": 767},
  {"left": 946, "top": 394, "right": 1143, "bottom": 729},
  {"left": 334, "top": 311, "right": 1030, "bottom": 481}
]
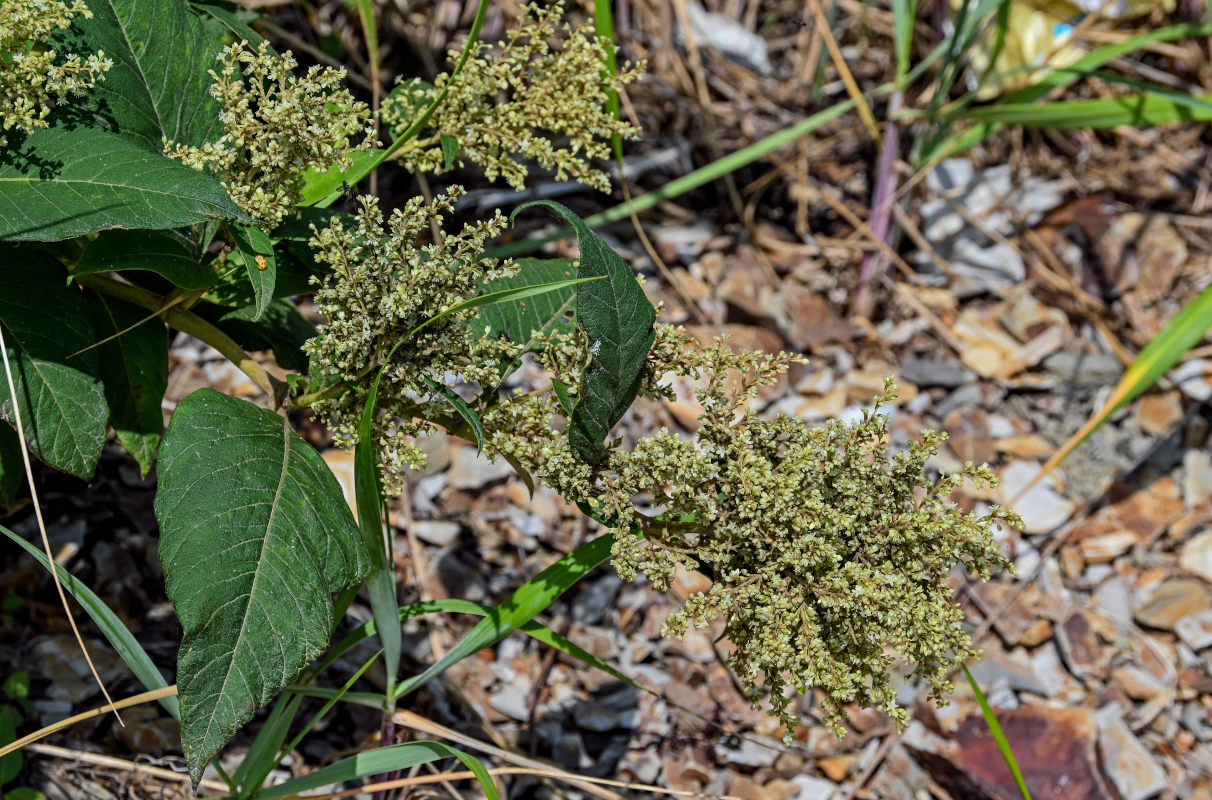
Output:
[{"left": 199, "top": 413, "right": 293, "bottom": 750}]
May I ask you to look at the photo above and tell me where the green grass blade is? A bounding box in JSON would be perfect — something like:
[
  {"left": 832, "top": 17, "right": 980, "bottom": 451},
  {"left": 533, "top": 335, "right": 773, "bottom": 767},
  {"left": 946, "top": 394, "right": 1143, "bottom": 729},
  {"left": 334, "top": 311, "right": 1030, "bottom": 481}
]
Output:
[
  {"left": 355, "top": 394, "right": 401, "bottom": 692},
  {"left": 276, "top": 651, "right": 380, "bottom": 767},
  {"left": 0, "top": 526, "right": 179, "bottom": 719},
  {"left": 256, "top": 741, "right": 498, "bottom": 800},
  {"left": 892, "top": 0, "right": 918, "bottom": 86},
  {"left": 483, "top": 97, "right": 861, "bottom": 260},
  {"left": 1031, "top": 279, "right": 1212, "bottom": 490},
  {"left": 921, "top": 21, "right": 1212, "bottom": 164},
  {"left": 233, "top": 694, "right": 303, "bottom": 797},
  {"left": 955, "top": 91, "right": 1212, "bottom": 128},
  {"left": 392, "top": 533, "right": 615, "bottom": 701},
  {"left": 593, "top": 0, "right": 620, "bottom": 121},
  {"left": 964, "top": 665, "right": 1032, "bottom": 799}
]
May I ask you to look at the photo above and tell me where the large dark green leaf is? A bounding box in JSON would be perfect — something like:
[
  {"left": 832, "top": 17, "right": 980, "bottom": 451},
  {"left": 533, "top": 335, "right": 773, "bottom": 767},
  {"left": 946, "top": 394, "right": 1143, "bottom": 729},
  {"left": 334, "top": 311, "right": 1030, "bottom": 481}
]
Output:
[
  {"left": 0, "top": 128, "right": 246, "bottom": 241},
  {"left": 75, "top": 229, "right": 218, "bottom": 290},
  {"left": 0, "top": 424, "right": 21, "bottom": 506},
  {"left": 0, "top": 249, "right": 107, "bottom": 480},
  {"left": 86, "top": 295, "right": 168, "bottom": 476},
  {"left": 155, "top": 389, "right": 368, "bottom": 781},
  {"left": 55, "top": 0, "right": 224, "bottom": 148},
  {"left": 511, "top": 202, "right": 656, "bottom": 466},
  {"left": 194, "top": 299, "right": 316, "bottom": 372}
]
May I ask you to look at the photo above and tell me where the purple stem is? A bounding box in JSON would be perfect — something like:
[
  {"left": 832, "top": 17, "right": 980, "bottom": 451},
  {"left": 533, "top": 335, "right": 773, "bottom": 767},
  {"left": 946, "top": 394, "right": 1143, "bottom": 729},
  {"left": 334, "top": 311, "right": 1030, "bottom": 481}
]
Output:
[
  {"left": 852, "top": 91, "right": 903, "bottom": 319},
  {"left": 371, "top": 717, "right": 399, "bottom": 800}
]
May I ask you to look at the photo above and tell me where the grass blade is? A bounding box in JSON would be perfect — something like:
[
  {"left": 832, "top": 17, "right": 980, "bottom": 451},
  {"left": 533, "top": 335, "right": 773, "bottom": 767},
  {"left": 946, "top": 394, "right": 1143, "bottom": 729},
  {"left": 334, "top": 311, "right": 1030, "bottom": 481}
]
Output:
[
  {"left": 955, "top": 91, "right": 1212, "bottom": 128},
  {"left": 256, "top": 741, "right": 498, "bottom": 800},
  {"left": 964, "top": 665, "right": 1032, "bottom": 799},
  {"left": 392, "top": 533, "right": 615, "bottom": 701},
  {"left": 1024, "top": 281, "right": 1212, "bottom": 495},
  {"left": 921, "top": 21, "right": 1212, "bottom": 163},
  {"left": 0, "top": 526, "right": 179, "bottom": 719}
]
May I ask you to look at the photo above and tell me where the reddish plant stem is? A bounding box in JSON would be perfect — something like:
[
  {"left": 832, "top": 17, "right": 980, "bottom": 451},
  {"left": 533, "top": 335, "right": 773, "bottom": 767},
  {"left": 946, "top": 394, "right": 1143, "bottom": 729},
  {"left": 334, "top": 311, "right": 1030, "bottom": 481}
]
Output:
[{"left": 851, "top": 91, "right": 903, "bottom": 320}]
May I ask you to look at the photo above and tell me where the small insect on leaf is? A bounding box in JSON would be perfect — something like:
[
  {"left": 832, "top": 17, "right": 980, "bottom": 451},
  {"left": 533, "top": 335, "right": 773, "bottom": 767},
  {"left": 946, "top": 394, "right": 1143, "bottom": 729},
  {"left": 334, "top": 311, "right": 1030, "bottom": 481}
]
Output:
[{"left": 255, "top": 254, "right": 268, "bottom": 271}]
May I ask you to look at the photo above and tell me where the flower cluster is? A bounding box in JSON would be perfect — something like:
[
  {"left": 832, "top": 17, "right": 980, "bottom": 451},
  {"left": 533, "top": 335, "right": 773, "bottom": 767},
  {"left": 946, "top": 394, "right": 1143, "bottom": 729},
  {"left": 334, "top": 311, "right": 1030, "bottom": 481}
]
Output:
[
  {"left": 0, "top": 0, "right": 112, "bottom": 146},
  {"left": 486, "top": 326, "right": 1016, "bottom": 735},
  {"left": 380, "top": 2, "right": 643, "bottom": 192},
  {"left": 303, "top": 188, "right": 517, "bottom": 496},
  {"left": 165, "top": 41, "right": 374, "bottom": 229}
]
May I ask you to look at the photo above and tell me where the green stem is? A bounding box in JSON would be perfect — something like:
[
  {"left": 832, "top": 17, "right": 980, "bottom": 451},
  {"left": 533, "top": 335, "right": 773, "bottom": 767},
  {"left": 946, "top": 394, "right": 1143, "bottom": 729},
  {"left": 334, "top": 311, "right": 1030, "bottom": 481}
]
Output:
[{"left": 75, "top": 274, "right": 279, "bottom": 401}]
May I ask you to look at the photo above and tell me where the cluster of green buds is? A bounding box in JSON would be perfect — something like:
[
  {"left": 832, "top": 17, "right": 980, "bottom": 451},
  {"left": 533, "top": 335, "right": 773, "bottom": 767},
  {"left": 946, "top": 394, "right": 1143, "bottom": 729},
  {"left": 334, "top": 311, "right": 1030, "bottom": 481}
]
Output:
[
  {"left": 0, "top": 0, "right": 112, "bottom": 146},
  {"left": 164, "top": 41, "right": 375, "bottom": 229},
  {"left": 380, "top": 1, "right": 643, "bottom": 192},
  {"left": 485, "top": 327, "right": 1017, "bottom": 735}
]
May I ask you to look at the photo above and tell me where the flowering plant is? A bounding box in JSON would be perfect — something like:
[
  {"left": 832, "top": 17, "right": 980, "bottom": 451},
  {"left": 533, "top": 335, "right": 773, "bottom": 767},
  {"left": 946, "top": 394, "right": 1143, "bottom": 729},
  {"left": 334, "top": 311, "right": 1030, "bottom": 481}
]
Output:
[{"left": 0, "top": 0, "right": 1013, "bottom": 792}]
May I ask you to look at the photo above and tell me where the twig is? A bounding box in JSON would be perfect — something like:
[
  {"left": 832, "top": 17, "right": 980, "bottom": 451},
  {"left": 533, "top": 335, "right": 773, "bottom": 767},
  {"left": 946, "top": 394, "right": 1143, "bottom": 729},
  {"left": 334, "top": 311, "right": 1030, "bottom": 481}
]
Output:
[
  {"left": 392, "top": 708, "right": 623, "bottom": 800},
  {"left": 0, "top": 686, "right": 177, "bottom": 759},
  {"left": 23, "top": 743, "right": 230, "bottom": 796},
  {"left": 274, "top": 765, "right": 750, "bottom": 800}
]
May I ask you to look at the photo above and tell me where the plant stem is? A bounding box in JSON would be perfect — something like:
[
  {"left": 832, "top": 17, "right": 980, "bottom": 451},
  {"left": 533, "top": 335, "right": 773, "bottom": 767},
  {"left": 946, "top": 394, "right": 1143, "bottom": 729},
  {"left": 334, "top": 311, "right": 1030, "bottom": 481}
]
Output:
[
  {"left": 74, "top": 274, "right": 280, "bottom": 401},
  {"left": 852, "top": 90, "right": 903, "bottom": 320}
]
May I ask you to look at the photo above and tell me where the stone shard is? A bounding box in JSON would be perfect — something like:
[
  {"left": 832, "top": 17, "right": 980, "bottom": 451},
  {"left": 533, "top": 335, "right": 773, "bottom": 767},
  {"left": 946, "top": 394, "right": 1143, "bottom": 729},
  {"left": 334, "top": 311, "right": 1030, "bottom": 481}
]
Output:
[
  {"left": 905, "top": 707, "right": 1110, "bottom": 800},
  {"left": 1096, "top": 704, "right": 1168, "bottom": 800}
]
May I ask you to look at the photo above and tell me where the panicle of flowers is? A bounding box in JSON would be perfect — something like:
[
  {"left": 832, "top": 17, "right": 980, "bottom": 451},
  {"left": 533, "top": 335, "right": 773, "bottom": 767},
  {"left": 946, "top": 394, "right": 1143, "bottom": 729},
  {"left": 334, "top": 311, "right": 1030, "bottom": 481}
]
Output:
[
  {"left": 304, "top": 187, "right": 517, "bottom": 496},
  {"left": 379, "top": 2, "right": 643, "bottom": 192},
  {"left": 164, "top": 41, "right": 374, "bottom": 229},
  {"left": 485, "top": 324, "right": 1017, "bottom": 736},
  {"left": 0, "top": 0, "right": 112, "bottom": 146}
]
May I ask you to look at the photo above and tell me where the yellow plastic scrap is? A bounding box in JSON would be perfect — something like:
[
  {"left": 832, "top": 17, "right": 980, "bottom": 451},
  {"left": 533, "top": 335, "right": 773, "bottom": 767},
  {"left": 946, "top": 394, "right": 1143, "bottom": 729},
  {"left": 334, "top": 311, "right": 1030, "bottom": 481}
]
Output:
[
  {"left": 962, "top": 0, "right": 1176, "bottom": 98},
  {"left": 962, "top": 0, "right": 1086, "bottom": 98}
]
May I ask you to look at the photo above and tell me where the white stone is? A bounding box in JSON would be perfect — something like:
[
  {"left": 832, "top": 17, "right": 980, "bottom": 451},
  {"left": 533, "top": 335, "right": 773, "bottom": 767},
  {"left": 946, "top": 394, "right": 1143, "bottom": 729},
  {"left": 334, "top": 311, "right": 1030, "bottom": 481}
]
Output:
[{"left": 1181, "top": 529, "right": 1212, "bottom": 583}]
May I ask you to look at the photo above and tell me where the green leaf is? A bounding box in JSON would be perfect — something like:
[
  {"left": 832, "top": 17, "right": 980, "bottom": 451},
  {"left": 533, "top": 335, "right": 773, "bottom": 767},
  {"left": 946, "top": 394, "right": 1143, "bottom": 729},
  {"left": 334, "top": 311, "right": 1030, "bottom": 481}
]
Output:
[
  {"left": 0, "top": 525, "right": 179, "bottom": 719},
  {"left": 421, "top": 377, "right": 484, "bottom": 451},
  {"left": 511, "top": 201, "right": 656, "bottom": 466},
  {"left": 0, "top": 425, "right": 21, "bottom": 507},
  {"left": 155, "top": 389, "right": 368, "bottom": 781},
  {"left": 439, "top": 134, "right": 460, "bottom": 170},
  {"left": 475, "top": 257, "right": 579, "bottom": 353},
  {"left": 75, "top": 230, "right": 217, "bottom": 290},
  {"left": 195, "top": 300, "right": 316, "bottom": 372},
  {"left": 0, "top": 249, "right": 107, "bottom": 480},
  {"left": 55, "top": 0, "right": 225, "bottom": 149},
  {"left": 0, "top": 128, "right": 248, "bottom": 242},
  {"left": 2, "top": 674, "right": 27, "bottom": 704},
  {"left": 85, "top": 295, "right": 168, "bottom": 476},
  {"left": 205, "top": 248, "right": 318, "bottom": 308},
  {"left": 299, "top": 150, "right": 383, "bottom": 207},
  {"left": 551, "top": 378, "right": 575, "bottom": 415},
  {"left": 192, "top": 0, "right": 267, "bottom": 48},
  {"left": 0, "top": 705, "right": 21, "bottom": 785},
  {"left": 964, "top": 665, "right": 1033, "bottom": 799},
  {"left": 231, "top": 225, "right": 277, "bottom": 321},
  {"left": 394, "top": 532, "right": 614, "bottom": 700},
  {"left": 258, "top": 741, "right": 498, "bottom": 800},
  {"left": 6, "top": 788, "right": 49, "bottom": 800}
]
